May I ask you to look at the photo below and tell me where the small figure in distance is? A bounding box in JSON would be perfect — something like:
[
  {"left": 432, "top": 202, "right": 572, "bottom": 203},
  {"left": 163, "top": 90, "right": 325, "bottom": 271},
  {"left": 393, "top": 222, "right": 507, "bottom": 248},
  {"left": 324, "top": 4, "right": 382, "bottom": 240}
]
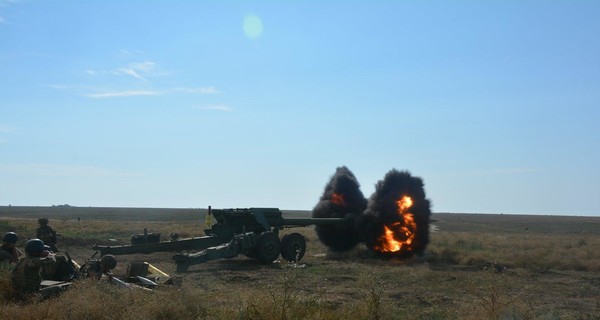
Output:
[
  {"left": 81, "top": 254, "right": 118, "bottom": 281},
  {"left": 36, "top": 217, "right": 59, "bottom": 252},
  {"left": 0, "top": 232, "right": 23, "bottom": 264},
  {"left": 10, "top": 239, "right": 57, "bottom": 300}
]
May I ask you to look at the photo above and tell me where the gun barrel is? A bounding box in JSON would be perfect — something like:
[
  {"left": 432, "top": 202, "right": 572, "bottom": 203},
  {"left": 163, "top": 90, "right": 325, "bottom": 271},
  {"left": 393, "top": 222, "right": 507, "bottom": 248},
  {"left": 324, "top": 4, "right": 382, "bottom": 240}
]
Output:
[{"left": 278, "top": 217, "right": 349, "bottom": 227}]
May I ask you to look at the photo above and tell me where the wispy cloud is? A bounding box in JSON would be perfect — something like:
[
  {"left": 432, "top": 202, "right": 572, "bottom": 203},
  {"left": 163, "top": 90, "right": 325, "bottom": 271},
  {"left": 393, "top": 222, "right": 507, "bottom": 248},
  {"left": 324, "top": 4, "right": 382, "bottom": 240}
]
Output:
[
  {"left": 86, "top": 61, "right": 158, "bottom": 81},
  {"left": 119, "top": 48, "right": 145, "bottom": 57},
  {"left": 0, "top": 163, "right": 143, "bottom": 178},
  {"left": 197, "top": 105, "right": 233, "bottom": 112},
  {"left": 49, "top": 83, "right": 219, "bottom": 99},
  {"left": 85, "top": 90, "right": 160, "bottom": 98},
  {"left": 0, "top": 16, "right": 7, "bottom": 24},
  {"left": 54, "top": 55, "right": 222, "bottom": 100},
  {"left": 113, "top": 61, "right": 156, "bottom": 81}
]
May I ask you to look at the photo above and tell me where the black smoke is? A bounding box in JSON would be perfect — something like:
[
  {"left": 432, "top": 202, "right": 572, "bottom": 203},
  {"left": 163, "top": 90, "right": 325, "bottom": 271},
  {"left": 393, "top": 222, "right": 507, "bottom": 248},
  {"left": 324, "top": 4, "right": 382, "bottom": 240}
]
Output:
[
  {"left": 356, "top": 169, "right": 431, "bottom": 258},
  {"left": 311, "top": 166, "right": 367, "bottom": 252},
  {"left": 313, "top": 167, "right": 431, "bottom": 259}
]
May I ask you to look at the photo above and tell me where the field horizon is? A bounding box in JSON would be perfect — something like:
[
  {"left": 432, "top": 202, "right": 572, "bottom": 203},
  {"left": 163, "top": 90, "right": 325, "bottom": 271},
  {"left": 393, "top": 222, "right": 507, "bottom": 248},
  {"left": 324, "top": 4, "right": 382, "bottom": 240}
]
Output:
[{"left": 2, "top": 205, "right": 598, "bottom": 221}]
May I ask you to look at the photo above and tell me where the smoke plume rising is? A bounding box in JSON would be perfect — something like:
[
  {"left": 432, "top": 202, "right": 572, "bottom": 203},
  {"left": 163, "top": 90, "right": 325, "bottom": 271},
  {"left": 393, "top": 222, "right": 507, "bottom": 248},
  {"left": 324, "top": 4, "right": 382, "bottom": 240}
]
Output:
[
  {"left": 356, "top": 169, "right": 431, "bottom": 257},
  {"left": 312, "top": 167, "right": 431, "bottom": 259},
  {"left": 311, "top": 166, "right": 367, "bottom": 252}
]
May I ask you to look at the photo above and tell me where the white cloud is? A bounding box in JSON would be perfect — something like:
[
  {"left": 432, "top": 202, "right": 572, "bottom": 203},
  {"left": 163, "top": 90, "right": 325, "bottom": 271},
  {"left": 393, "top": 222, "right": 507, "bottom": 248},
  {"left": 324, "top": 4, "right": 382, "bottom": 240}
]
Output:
[
  {"left": 173, "top": 86, "right": 219, "bottom": 94},
  {"left": 113, "top": 61, "right": 156, "bottom": 81},
  {"left": 85, "top": 90, "right": 160, "bottom": 98},
  {"left": 0, "top": 125, "right": 12, "bottom": 132},
  {"left": 119, "top": 48, "right": 145, "bottom": 57},
  {"left": 49, "top": 83, "right": 222, "bottom": 99},
  {"left": 197, "top": 105, "right": 233, "bottom": 112},
  {"left": 0, "top": 163, "right": 143, "bottom": 178},
  {"left": 86, "top": 61, "right": 158, "bottom": 81},
  {"left": 60, "top": 57, "right": 222, "bottom": 101}
]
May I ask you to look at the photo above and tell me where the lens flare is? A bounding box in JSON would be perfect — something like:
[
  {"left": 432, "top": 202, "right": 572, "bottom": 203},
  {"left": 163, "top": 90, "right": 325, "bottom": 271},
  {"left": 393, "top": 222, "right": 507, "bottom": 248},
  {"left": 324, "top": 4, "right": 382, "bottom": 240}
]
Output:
[{"left": 243, "top": 14, "right": 263, "bottom": 39}]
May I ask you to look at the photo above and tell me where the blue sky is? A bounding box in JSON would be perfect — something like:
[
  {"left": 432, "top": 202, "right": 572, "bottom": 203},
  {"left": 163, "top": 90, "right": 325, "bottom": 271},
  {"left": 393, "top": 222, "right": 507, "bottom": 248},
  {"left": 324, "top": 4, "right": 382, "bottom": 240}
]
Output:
[{"left": 1, "top": 1, "right": 599, "bottom": 215}]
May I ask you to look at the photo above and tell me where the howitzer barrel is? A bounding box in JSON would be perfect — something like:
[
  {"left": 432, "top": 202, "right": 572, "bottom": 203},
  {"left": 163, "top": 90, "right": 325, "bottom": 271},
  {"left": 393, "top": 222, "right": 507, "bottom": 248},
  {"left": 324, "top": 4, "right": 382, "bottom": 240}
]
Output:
[{"left": 277, "top": 217, "right": 350, "bottom": 227}]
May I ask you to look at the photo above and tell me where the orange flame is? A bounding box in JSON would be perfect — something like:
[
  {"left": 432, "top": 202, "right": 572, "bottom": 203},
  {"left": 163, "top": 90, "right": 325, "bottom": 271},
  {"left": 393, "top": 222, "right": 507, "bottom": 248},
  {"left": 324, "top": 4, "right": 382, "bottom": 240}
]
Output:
[
  {"left": 373, "top": 195, "right": 417, "bottom": 253},
  {"left": 330, "top": 193, "right": 345, "bottom": 206}
]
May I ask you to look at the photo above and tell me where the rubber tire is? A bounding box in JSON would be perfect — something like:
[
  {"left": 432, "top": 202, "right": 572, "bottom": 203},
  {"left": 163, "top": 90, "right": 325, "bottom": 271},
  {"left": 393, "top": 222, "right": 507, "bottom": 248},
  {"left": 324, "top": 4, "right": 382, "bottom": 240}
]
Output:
[
  {"left": 281, "top": 232, "right": 306, "bottom": 262},
  {"left": 254, "top": 231, "right": 281, "bottom": 264}
]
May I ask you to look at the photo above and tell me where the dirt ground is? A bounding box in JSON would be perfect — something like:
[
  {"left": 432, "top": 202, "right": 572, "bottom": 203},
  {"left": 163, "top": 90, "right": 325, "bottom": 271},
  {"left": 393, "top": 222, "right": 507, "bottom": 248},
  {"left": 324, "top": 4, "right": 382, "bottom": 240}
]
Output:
[{"left": 2, "top": 207, "right": 599, "bottom": 318}]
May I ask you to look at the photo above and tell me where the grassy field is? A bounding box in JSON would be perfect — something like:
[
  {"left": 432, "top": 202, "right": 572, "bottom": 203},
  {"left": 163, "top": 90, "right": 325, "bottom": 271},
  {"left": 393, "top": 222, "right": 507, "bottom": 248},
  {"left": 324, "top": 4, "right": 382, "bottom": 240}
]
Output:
[{"left": 1, "top": 206, "right": 599, "bottom": 319}]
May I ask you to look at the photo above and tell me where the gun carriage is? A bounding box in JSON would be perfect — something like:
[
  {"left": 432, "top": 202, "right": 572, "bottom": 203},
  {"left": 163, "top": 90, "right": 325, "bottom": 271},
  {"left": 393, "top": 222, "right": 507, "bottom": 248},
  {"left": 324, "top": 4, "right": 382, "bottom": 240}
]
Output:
[{"left": 93, "top": 207, "right": 349, "bottom": 272}]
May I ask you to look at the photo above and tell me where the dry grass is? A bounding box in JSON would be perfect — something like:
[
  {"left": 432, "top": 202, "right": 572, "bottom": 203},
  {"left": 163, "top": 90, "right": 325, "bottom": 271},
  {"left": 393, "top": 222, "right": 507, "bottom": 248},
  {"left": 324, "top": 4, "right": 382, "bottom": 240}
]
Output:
[
  {"left": 0, "top": 211, "right": 599, "bottom": 319},
  {"left": 427, "top": 231, "right": 600, "bottom": 272}
]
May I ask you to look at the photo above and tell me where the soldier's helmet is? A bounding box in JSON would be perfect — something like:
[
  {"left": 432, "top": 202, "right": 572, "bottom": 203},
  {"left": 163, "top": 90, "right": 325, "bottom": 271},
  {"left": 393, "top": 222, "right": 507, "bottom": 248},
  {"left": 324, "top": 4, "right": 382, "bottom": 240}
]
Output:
[
  {"left": 38, "top": 217, "right": 49, "bottom": 225},
  {"left": 2, "top": 232, "right": 18, "bottom": 244},
  {"left": 25, "top": 238, "right": 50, "bottom": 255},
  {"left": 100, "top": 254, "right": 117, "bottom": 270}
]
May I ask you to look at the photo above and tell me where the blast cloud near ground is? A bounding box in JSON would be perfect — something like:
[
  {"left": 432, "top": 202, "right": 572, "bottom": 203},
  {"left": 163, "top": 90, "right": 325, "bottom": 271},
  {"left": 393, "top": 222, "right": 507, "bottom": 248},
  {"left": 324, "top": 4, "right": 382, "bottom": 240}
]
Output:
[{"left": 312, "top": 166, "right": 431, "bottom": 258}]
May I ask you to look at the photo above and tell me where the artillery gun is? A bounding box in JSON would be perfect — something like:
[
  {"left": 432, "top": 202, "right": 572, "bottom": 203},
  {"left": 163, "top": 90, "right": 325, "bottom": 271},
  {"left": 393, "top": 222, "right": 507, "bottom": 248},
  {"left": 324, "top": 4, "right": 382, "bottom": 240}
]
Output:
[{"left": 93, "top": 207, "right": 350, "bottom": 272}]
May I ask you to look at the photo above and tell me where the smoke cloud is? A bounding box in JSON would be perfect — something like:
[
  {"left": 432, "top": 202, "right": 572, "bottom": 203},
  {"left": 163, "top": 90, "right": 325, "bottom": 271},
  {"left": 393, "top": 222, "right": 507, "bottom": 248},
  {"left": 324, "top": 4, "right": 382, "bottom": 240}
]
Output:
[
  {"left": 311, "top": 166, "right": 367, "bottom": 252},
  {"left": 313, "top": 167, "right": 431, "bottom": 259},
  {"left": 357, "top": 169, "right": 431, "bottom": 258}
]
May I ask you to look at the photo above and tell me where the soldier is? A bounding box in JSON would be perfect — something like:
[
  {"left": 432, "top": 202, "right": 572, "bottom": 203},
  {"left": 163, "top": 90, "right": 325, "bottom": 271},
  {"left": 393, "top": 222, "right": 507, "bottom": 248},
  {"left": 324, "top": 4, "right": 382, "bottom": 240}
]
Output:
[
  {"left": 36, "top": 218, "right": 59, "bottom": 252},
  {"left": 80, "top": 254, "right": 117, "bottom": 280},
  {"left": 0, "top": 232, "right": 22, "bottom": 264},
  {"left": 11, "top": 239, "right": 57, "bottom": 299}
]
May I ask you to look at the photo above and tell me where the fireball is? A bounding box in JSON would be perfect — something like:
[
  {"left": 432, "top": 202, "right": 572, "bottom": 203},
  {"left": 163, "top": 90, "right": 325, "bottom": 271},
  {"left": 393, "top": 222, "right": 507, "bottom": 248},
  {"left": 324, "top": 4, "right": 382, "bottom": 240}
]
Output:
[
  {"left": 330, "top": 192, "right": 346, "bottom": 206},
  {"left": 373, "top": 195, "right": 417, "bottom": 254}
]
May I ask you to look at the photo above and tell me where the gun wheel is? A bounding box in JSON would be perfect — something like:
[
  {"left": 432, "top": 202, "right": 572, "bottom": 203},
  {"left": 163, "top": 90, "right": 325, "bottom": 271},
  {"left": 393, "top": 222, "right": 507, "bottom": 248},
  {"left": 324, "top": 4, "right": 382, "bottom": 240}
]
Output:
[
  {"left": 255, "top": 231, "right": 281, "bottom": 264},
  {"left": 281, "top": 232, "right": 306, "bottom": 262}
]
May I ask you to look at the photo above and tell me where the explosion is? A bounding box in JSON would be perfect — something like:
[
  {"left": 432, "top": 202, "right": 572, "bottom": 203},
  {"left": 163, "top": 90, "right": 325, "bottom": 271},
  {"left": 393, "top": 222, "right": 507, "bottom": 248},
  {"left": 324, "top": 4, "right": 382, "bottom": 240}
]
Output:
[
  {"left": 311, "top": 166, "right": 367, "bottom": 252},
  {"left": 372, "top": 196, "right": 417, "bottom": 253},
  {"left": 330, "top": 193, "right": 346, "bottom": 206},
  {"left": 313, "top": 167, "right": 431, "bottom": 259}
]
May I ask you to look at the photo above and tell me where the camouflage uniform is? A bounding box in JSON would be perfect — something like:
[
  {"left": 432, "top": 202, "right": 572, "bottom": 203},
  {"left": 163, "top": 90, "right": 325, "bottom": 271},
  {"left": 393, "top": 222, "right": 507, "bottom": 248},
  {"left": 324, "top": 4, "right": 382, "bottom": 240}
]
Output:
[
  {"left": 80, "top": 255, "right": 117, "bottom": 280},
  {"left": 36, "top": 224, "right": 58, "bottom": 252},
  {"left": 0, "top": 232, "right": 21, "bottom": 265},
  {"left": 41, "top": 253, "right": 79, "bottom": 281},
  {"left": 80, "top": 260, "right": 113, "bottom": 280},
  {"left": 11, "top": 254, "right": 57, "bottom": 296},
  {"left": 0, "top": 244, "right": 21, "bottom": 264}
]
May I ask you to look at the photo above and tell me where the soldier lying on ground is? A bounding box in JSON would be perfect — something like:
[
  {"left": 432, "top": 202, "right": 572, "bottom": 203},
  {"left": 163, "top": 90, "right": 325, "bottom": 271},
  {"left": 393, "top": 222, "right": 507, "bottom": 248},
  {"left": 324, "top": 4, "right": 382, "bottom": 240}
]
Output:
[
  {"left": 79, "top": 254, "right": 136, "bottom": 288},
  {"left": 79, "top": 254, "right": 118, "bottom": 281}
]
